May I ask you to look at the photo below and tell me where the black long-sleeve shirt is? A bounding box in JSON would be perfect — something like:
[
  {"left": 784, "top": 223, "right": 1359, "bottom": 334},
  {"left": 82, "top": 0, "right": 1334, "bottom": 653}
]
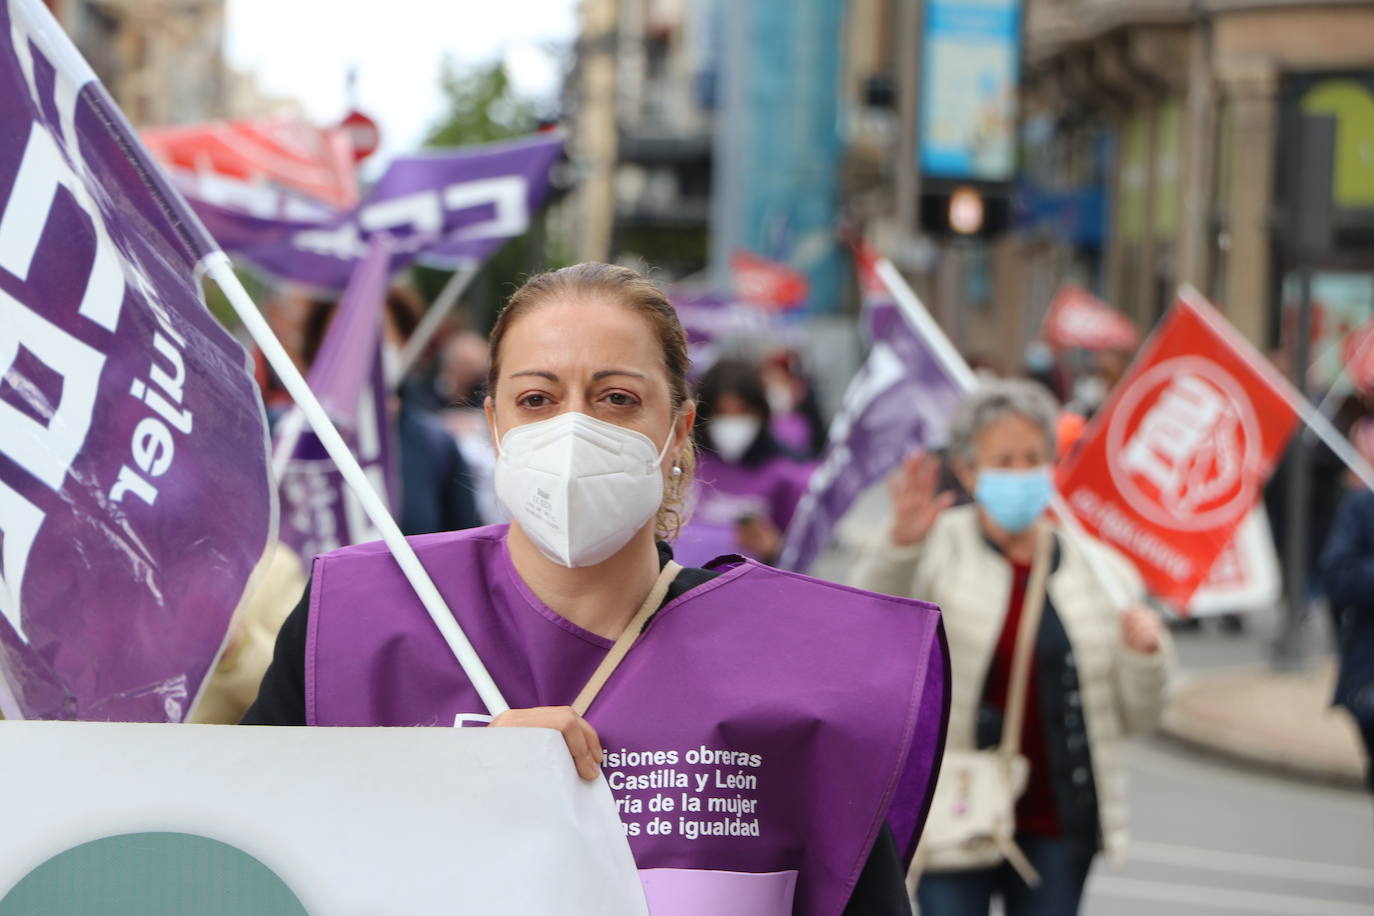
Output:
[
  {"left": 243, "top": 546, "right": 912, "bottom": 915},
  {"left": 1318, "top": 488, "right": 1374, "bottom": 718}
]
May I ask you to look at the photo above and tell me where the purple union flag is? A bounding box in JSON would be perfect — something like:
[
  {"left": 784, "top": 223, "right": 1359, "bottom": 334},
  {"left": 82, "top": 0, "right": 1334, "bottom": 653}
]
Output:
[
  {"left": 183, "top": 133, "right": 565, "bottom": 291},
  {"left": 0, "top": 0, "right": 275, "bottom": 720},
  {"left": 276, "top": 237, "right": 398, "bottom": 559},
  {"left": 778, "top": 281, "right": 964, "bottom": 573}
]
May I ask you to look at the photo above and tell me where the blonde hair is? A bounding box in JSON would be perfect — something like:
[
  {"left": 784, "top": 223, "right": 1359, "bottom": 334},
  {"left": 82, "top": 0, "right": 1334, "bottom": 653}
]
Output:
[{"left": 489, "top": 263, "right": 696, "bottom": 541}]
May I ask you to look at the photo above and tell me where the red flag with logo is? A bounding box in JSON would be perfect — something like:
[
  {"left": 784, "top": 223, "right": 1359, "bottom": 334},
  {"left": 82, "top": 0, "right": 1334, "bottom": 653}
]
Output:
[
  {"left": 1043, "top": 285, "right": 1140, "bottom": 351},
  {"left": 730, "top": 250, "right": 809, "bottom": 309},
  {"left": 1341, "top": 318, "right": 1374, "bottom": 394},
  {"left": 1056, "top": 291, "right": 1299, "bottom": 608},
  {"left": 142, "top": 115, "right": 359, "bottom": 208}
]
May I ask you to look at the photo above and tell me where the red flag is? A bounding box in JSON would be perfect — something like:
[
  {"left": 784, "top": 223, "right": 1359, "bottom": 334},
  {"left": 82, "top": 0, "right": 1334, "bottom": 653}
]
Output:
[
  {"left": 851, "top": 240, "right": 885, "bottom": 298},
  {"left": 1056, "top": 291, "right": 1299, "bottom": 608},
  {"left": 731, "top": 250, "right": 809, "bottom": 309},
  {"left": 142, "top": 115, "right": 359, "bottom": 208},
  {"left": 1341, "top": 318, "right": 1374, "bottom": 394},
  {"left": 1043, "top": 286, "right": 1140, "bottom": 351}
]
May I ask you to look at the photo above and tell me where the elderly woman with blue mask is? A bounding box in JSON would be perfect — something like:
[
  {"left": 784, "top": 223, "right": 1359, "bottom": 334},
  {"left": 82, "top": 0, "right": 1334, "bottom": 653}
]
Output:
[{"left": 854, "top": 379, "right": 1172, "bottom": 916}]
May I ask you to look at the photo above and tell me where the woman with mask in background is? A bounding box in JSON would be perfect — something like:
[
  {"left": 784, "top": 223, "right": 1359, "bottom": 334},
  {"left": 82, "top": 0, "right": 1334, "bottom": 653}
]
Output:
[
  {"left": 244, "top": 263, "right": 949, "bottom": 916},
  {"left": 674, "top": 358, "right": 814, "bottom": 567},
  {"left": 854, "top": 380, "right": 1171, "bottom": 916},
  {"left": 761, "top": 348, "right": 828, "bottom": 459}
]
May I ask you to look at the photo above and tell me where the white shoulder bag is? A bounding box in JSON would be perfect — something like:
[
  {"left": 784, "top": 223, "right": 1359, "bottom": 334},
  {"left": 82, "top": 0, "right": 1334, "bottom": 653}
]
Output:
[{"left": 910, "top": 525, "right": 1051, "bottom": 887}]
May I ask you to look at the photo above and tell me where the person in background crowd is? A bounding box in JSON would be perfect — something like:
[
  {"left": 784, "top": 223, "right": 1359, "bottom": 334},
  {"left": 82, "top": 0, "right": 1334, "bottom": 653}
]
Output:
[
  {"left": 1065, "top": 348, "right": 1131, "bottom": 420},
  {"left": 435, "top": 327, "right": 502, "bottom": 526},
  {"left": 965, "top": 353, "right": 1002, "bottom": 383},
  {"left": 1262, "top": 348, "right": 1347, "bottom": 616},
  {"left": 675, "top": 357, "right": 814, "bottom": 566},
  {"left": 1022, "top": 341, "right": 1067, "bottom": 404},
  {"left": 761, "top": 348, "right": 828, "bottom": 458},
  {"left": 854, "top": 379, "right": 1172, "bottom": 916},
  {"left": 253, "top": 283, "right": 319, "bottom": 420},
  {"left": 300, "top": 287, "right": 483, "bottom": 535},
  {"left": 437, "top": 328, "right": 493, "bottom": 410},
  {"left": 191, "top": 544, "right": 305, "bottom": 724},
  {"left": 1094, "top": 348, "right": 1130, "bottom": 391},
  {"left": 1317, "top": 487, "right": 1374, "bottom": 798},
  {"left": 244, "top": 262, "right": 950, "bottom": 916}
]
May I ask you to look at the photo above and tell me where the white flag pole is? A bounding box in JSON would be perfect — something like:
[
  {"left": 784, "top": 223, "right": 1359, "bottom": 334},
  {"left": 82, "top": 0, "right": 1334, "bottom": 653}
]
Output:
[
  {"left": 875, "top": 258, "right": 1134, "bottom": 611},
  {"left": 206, "top": 253, "right": 510, "bottom": 716},
  {"left": 394, "top": 264, "right": 479, "bottom": 380},
  {"left": 876, "top": 259, "right": 979, "bottom": 392}
]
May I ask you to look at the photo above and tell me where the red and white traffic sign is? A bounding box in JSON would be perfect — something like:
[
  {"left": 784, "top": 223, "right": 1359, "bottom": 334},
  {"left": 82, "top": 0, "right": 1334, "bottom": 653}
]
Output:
[{"left": 339, "top": 109, "right": 381, "bottom": 163}]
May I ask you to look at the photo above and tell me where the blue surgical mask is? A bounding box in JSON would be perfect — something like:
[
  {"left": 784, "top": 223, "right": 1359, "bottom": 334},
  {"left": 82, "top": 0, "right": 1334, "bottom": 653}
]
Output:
[{"left": 974, "top": 466, "right": 1052, "bottom": 534}]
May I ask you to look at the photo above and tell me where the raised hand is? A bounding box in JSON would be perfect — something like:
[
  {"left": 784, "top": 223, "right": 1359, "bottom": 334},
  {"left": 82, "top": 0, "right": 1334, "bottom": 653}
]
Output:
[{"left": 888, "top": 450, "right": 957, "bottom": 547}]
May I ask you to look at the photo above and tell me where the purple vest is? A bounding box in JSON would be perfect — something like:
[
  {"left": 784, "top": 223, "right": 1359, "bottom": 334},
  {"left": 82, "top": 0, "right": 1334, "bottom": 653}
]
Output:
[
  {"left": 307, "top": 525, "right": 948, "bottom": 916},
  {"left": 678, "top": 452, "right": 814, "bottom": 566}
]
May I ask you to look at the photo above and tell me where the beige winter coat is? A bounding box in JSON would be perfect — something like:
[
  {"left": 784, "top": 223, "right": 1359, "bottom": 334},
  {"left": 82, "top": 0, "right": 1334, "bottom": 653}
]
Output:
[{"left": 853, "top": 504, "right": 1172, "bottom": 864}]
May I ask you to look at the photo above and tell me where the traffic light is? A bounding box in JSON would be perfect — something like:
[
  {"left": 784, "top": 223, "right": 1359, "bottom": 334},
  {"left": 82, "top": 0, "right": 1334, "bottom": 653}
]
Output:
[{"left": 918, "top": 183, "right": 1010, "bottom": 238}]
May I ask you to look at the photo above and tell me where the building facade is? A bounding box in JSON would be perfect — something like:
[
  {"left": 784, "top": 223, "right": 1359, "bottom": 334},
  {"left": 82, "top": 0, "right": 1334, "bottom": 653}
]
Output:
[
  {"left": 847, "top": 0, "right": 1374, "bottom": 373},
  {"left": 1027, "top": 0, "right": 1374, "bottom": 357},
  {"left": 567, "top": 0, "right": 716, "bottom": 278},
  {"left": 47, "top": 0, "right": 229, "bottom": 127},
  {"left": 568, "top": 0, "right": 852, "bottom": 306}
]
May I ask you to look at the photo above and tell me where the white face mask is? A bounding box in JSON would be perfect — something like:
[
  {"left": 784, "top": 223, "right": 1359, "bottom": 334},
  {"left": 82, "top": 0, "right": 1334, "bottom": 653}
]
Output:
[
  {"left": 493, "top": 411, "right": 675, "bottom": 568},
  {"left": 709, "top": 415, "right": 761, "bottom": 462}
]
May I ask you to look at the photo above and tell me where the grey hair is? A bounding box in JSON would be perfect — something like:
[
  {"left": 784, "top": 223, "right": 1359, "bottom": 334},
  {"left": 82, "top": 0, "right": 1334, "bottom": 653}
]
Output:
[{"left": 947, "top": 379, "right": 1059, "bottom": 465}]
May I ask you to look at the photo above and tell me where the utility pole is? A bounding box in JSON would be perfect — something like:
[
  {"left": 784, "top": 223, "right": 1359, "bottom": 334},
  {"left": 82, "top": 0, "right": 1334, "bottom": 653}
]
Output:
[
  {"left": 895, "top": 0, "right": 922, "bottom": 234},
  {"left": 576, "top": 0, "right": 621, "bottom": 264}
]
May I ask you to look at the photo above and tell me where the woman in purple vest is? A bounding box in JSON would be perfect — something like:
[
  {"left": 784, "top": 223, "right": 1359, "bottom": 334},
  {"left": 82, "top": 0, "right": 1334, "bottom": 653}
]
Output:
[
  {"left": 673, "top": 357, "right": 814, "bottom": 567},
  {"left": 244, "top": 263, "right": 949, "bottom": 916}
]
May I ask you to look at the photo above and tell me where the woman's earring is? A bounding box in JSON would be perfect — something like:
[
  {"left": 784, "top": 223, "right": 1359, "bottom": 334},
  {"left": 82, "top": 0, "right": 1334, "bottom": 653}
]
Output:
[{"left": 671, "top": 464, "right": 683, "bottom": 478}]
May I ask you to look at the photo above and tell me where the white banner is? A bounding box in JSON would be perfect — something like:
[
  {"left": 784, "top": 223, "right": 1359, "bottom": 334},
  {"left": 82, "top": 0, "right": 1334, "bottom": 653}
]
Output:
[
  {"left": 0, "top": 723, "right": 649, "bottom": 915},
  {"left": 1186, "top": 506, "right": 1281, "bottom": 617}
]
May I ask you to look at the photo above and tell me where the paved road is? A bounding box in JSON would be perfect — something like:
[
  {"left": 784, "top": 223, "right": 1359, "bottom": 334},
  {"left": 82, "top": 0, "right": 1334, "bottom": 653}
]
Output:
[
  {"left": 1082, "top": 607, "right": 1374, "bottom": 915},
  {"left": 1082, "top": 737, "right": 1374, "bottom": 915}
]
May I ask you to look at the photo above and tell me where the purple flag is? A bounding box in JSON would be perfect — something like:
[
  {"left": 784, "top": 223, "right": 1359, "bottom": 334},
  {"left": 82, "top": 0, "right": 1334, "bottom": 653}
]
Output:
[
  {"left": 181, "top": 133, "right": 565, "bottom": 290},
  {"left": 777, "top": 277, "right": 963, "bottom": 573},
  {"left": 276, "top": 238, "right": 398, "bottom": 559},
  {"left": 670, "top": 291, "right": 794, "bottom": 380},
  {"left": 0, "top": 0, "right": 275, "bottom": 719}
]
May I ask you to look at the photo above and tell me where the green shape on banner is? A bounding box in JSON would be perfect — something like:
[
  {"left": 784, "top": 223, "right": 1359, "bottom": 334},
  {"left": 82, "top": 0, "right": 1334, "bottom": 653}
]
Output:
[
  {"left": 1302, "top": 80, "right": 1374, "bottom": 209},
  {"left": 0, "top": 832, "right": 308, "bottom": 916}
]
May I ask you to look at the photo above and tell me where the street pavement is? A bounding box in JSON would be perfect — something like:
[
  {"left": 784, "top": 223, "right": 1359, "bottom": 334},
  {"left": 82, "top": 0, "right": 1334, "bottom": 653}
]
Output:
[
  {"left": 1082, "top": 608, "right": 1374, "bottom": 915},
  {"left": 1082, "top": 737, "right": 1374, "bottom": 915}
]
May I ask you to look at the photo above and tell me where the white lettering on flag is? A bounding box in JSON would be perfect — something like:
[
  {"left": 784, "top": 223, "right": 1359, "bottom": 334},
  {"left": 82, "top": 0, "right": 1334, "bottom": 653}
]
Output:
[
  {"left": 1120, "top": 373, "right": 1228, "bottom": 500},
  {"left": 0, "top": 477, "right": 44, "bottom": 640},
  {"left": 0, "top": 125, "right": 123, "bottom": 330},
  {"left": 444, "top": 175, "right": 529, "bottom": 240},
  {"left": 0, "top": 288, "right": 105, "bottom": 490},
  {"left": 290, "top": 175, "right": 531, "bottom": 259}
]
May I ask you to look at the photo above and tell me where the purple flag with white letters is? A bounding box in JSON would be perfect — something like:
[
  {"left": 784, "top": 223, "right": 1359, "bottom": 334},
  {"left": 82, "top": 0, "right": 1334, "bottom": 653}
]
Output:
[
  {"left": 0, "top": 0, "right": 274, "bottom": 720},
  {"left": 777, "top": 271, "right": 963, "bottom": 573},
  {"left": 276, "top": 237, "right": 397, "bottom": 559},
  {"left": 181, "top": 133, "right": 564, "bottom": 290}
]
